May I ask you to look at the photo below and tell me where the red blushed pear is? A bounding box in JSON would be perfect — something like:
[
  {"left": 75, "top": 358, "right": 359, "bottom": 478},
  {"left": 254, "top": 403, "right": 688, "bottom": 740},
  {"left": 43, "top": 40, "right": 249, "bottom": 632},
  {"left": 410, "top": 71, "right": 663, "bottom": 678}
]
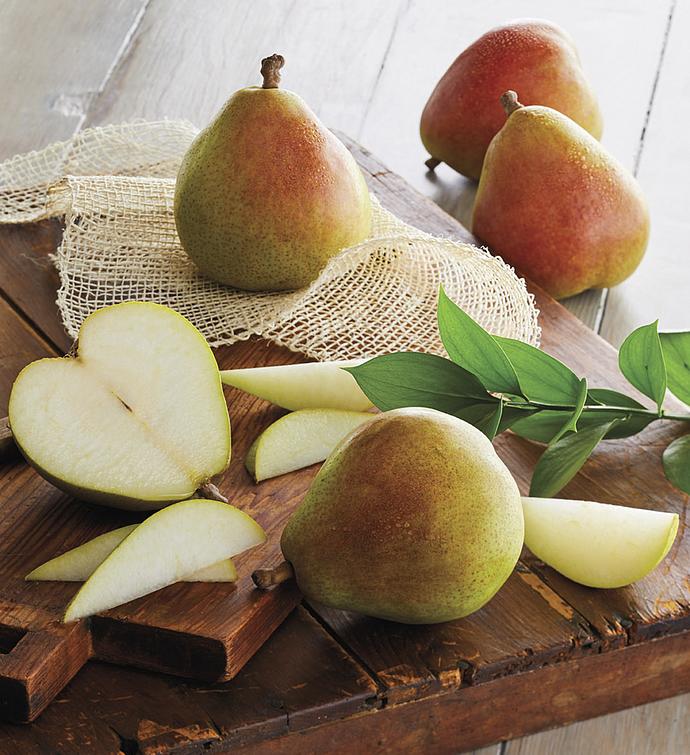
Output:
[
  {"left": 420, "top": 19, "right": 602, "bottom": 180},
  {"left": 174, "top": 54, "right": 372, "bottom": 291},
  {"left": 472, "top": 92, "right": 649, "bottom": 300}
]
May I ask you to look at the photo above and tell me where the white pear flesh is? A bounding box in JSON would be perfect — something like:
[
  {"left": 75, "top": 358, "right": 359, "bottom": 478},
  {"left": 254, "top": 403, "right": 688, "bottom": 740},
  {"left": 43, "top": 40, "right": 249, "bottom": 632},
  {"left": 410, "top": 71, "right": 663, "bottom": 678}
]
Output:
[
  {"left": 522, "top": 497, "right": 679, "bottom": 588},
  {"left": 26, "top": 524, "right": 237, "bottom": 583},
  {"left": 221, "top": 360, "right": 372, "bottom": 411},
  {"left": 246, "top": 409, "right": 374, "bottom": 481},
  {"left": 64, "top": 499, "right": 265, "bottom": 622},
  {"left": 8, "top": 302, "right": 231, "bottom": 510}
]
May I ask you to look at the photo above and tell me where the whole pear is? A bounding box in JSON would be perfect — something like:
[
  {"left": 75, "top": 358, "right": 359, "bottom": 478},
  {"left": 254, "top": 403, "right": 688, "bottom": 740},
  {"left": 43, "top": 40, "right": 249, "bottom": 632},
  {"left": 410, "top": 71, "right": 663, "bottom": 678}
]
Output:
[
  {"left": 472, "top": 92, "right": 649, "bottom": 299},
  {"left": 256, "top": 408, "right": 523, "bottom": 624},
  {"left": 174, "top": 55, "right": 372, "bottom": 291},
  {"left": 420, "top": 19, "right": 602, "bottom": 180}
]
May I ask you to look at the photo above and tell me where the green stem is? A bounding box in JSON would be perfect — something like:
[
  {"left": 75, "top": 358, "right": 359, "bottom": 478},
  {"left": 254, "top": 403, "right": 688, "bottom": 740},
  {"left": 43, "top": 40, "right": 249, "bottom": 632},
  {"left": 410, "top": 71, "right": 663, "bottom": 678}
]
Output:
[{"left": 504, "top": 400, "right": 690, "bottom": 423}]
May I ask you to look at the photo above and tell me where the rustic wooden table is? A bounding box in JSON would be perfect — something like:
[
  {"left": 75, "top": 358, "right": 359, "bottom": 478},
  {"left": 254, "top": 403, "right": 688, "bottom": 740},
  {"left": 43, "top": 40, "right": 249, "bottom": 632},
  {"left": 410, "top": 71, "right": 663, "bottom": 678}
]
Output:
[{"left": 0, "top": 1, "right": 688, "bottom": 752}]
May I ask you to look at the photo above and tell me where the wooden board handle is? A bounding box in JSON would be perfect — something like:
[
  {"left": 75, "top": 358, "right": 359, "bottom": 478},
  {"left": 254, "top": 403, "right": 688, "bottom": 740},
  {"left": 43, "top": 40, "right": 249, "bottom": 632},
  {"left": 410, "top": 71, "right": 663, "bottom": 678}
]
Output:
[{"left": 0, "top": 623, "right": 91, "bottom": 722}]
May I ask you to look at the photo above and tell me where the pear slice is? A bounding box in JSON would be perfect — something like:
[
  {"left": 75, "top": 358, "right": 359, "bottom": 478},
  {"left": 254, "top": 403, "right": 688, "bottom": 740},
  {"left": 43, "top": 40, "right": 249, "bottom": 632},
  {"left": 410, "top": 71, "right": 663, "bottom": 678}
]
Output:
[
  {"left": 26, "top": 525, "right": 237, "bottom": 583},
  {"left": 64, "top": 499, "right": 265, "bottom": 622},
  {"left": 246, "top": 409, "right": 374, "bottom": 482},
  {"left": 522, "top": 497, "right": 679, "bottom": 588},
  {"left": 221, "top": 360, "right": 372, "bottom": 411},
  {"left": 8, "top": 302, "right": 231, "bottom": 510}
]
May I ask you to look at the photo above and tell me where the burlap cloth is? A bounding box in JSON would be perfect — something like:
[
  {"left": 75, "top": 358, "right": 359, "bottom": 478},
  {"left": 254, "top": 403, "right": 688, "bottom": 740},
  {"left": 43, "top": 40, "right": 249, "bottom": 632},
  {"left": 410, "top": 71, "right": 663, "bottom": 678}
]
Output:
[{"left": 0, "top": 120, "right": 540, "bottom": 359}]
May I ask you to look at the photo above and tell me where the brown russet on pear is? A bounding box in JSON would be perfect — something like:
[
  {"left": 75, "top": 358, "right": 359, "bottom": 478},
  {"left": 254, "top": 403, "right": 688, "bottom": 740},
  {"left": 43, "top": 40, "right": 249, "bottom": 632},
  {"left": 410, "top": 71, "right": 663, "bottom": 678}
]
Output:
[
  {"left": 174, "top": 54, "right": 372, "bottom": 291},
  {"left": 420, "top": 19, "right": 602, "bottom": 180},
  {"left": 472, "top": 92, "right": 649, "bottom": 300}
]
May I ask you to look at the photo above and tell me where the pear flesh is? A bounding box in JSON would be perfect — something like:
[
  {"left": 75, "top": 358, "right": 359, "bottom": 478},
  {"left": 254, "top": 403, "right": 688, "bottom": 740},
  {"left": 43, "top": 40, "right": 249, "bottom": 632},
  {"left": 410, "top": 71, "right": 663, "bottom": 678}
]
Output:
[
  {"left": 221, "top": 360, "right": 372, "bottom": 411},
  {"left": 522, "top": 497, "right": 678, "bottom": 589},
  {"left": 64, "top": 499, "right": 266, "bottom": 622},
  {"left": 174, "top": 54, "right": 372, "bottom": 291},
  {"left": 26, "top": 524, "right": 237, "bottom": 583},
  {"left": 246, "top": 408, "right": 374, "bottom": 482},
  {"left": 279, "top": 408, "right": 524, "bottom": 624},
  {"left": 8, "top": 302, "right": 231, "bottom": 510}
]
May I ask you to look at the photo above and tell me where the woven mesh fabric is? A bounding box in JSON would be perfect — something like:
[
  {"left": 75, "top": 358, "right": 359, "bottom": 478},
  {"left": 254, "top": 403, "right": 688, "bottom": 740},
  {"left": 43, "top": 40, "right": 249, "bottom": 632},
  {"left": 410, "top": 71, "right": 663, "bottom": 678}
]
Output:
[{"left": 0, "top": 120, "right": 540, "bottom": 358}]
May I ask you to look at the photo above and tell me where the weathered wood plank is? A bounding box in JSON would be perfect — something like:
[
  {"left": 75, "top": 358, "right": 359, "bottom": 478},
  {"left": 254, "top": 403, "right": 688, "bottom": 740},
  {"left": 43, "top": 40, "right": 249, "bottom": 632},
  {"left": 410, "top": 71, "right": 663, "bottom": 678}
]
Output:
[
  {"left": 0, "top": 0, "right": 148, "bottom": 160},
  {"left": 600, "top": 1, "right": 686, "bottom": 346}
]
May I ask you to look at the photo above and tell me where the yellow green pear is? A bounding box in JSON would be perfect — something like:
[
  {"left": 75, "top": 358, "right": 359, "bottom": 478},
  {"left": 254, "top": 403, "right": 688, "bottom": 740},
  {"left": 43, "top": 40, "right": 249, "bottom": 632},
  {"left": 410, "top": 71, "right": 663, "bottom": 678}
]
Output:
[
  {"left": 174, "top": 54, "right": 372, "bottom": 291},
  {"left": 255, "top": 408, "right": 524, "bottom": 624}
]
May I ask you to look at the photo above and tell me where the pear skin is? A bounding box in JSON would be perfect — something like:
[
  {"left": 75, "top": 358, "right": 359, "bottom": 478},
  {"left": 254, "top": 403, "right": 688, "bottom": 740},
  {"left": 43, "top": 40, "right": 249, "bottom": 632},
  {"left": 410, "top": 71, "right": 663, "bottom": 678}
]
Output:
[
  {"left": 275, "top": 408, "right": 523, "bottom": 624},
  {"left": 175, "top": 54, "right": 372, "bottom": 291},
  {"left": 472, "top": 92, "right": 649, "bottom": 299},
  {"left": 421, "top": 19, "right": 602, "bottom": 180}
]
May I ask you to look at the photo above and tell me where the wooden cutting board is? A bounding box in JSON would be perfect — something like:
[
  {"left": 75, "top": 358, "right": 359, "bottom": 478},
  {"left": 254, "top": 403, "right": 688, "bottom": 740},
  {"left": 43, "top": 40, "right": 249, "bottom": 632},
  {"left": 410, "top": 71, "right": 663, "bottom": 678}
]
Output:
[{"left": 1, "top": 137, "right": 690, "bottom": 747}]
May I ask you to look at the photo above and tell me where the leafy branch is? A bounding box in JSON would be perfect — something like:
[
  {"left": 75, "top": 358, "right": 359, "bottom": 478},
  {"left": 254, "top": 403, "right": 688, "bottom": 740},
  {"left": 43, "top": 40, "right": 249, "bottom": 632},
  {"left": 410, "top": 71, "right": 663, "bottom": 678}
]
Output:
[{"left": 346, "top": 287, "right": 690, "bottom": 498}]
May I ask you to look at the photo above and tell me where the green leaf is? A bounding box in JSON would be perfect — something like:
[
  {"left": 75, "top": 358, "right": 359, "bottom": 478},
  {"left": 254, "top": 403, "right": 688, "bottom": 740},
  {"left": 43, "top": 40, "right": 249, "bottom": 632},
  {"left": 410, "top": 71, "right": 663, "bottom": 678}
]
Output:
[
  {"left": 586, "top": 388, "right": 646, "bottom": 410},
  {"left": 550, "top": 378, "right": 588, "bottom": 444},
  {"left": 345, "top": 352, "right": 492, "bottom": 414},
  {"left": 512, "top": 409, "right": 653, "bottom": 444},
  {"left": 618, "top": 321, "right": 666, "bottom": 411},
  {"left": 455, "top": 401, "right": 504, "bottom": 440},
  {"left": 659, "top": 332, "right": 690, "bottom": 406},
  {"left": 497, "top": 406, "right": 537, "bottom": 434},
  {"left": 663, "top": 435, "right": 690, "bottom": 495},
  {"left": 494, "top": 336, "right": 582, "bottom": 405},
  {"left": 437, "top": 287, "right": 521, "bottom": 395},
  {"left": 529, "top": 420, "right": 618, "bottom": 497}
]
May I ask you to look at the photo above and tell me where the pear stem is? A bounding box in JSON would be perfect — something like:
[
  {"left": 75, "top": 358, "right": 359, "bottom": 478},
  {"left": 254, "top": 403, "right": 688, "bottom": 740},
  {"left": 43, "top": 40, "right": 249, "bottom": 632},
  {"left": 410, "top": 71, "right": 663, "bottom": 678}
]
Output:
[
  {"left": 252, "top": 561, "right": 294, "bottom": 589},
  {"left": 425, "top": 157, "right": 441, "bottom": 171},
  {"left": 261, "top": 54, "right": 284, "bottom": 89},
  {"left": 501, "top": 90, "right": 523, "bottom": 116},
  {"left": 197, "top": 481, "right": 228, "bottom": 503}
]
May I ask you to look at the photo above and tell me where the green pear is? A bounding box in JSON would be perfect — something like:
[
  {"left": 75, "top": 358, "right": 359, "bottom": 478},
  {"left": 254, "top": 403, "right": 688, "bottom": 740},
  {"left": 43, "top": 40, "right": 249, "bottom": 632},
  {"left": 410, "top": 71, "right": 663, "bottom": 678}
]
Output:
[
  {"left": 255, "top": 408, "right": 524, "bottom": 624},
  {"left": 174, "top": 54, "right": 372, "bottom": 291},
  {"left": 522, "top": 497, "right": 678, "bottom": 588},
  {"left": 8, "top": 302, "right": 230, "bottom": 510}
]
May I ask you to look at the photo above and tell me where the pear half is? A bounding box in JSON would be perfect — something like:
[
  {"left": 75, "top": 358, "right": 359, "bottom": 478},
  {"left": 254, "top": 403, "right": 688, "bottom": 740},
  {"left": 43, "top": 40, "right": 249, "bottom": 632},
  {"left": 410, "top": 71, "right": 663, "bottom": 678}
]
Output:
[
  {"left": 9, "top": 302, "right": 231, "bottom": 510},
  {"left": 221, "top": 360, "right": 371, "bottom": 411},
  {"left": 522, "top": 497, "right": 678, "bottom": 588},
  {"left": 246, "top": 409, "right": 374, "bottom": 481},
  {"left": 64, "top": 499, "right": 265, "bottom": 622},
  {"left": 26, "top": 524, "right": 237, "bottom": 583}
]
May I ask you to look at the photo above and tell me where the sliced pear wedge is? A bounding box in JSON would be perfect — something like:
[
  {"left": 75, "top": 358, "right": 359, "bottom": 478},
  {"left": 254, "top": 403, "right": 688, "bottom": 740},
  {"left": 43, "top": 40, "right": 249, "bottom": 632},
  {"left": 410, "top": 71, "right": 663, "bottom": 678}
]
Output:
[
  {"left": 246, "top": 409, "right": 374, "bottom": 482},
  {"left": 9, "top": 302, "right": 231, "bottom": 510},
  {"left": 221, "top": 360, "right": 372, "bottom": 411},
  {"left": 27, "top": 524, "right": 236, "bottom": 583},
  {"left": 64, "top": 499, "right": 265, "bottom": 622},
  {"left": 522, "top": 496, "right": 679, "bottom": 588}
]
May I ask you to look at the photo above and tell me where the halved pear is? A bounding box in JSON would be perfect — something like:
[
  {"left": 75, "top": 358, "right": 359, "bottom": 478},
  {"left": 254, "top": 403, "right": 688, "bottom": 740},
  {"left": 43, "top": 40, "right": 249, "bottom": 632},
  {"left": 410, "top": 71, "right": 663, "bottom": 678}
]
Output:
[
  {"left": 64, "top": 499, "right": 265, "bottom": 622},
  {"left": 246, "top": 409, "right": 374, "bottom": 482},
  {"left": 8, "top": 302, "right": 231, "bottom": 510},
  {"left": 221, "top": 360, "right": 372, "bottom": 411},
  {"left": 26, "top": 524, "right": 237, "bottom": 583},
  {"left": 522, "top": 497, "right": 679, "bottom": 588}
]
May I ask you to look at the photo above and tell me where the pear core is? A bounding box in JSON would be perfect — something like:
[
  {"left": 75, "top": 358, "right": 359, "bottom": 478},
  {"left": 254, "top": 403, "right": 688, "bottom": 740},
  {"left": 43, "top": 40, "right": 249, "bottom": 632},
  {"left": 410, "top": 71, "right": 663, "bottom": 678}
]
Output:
[{"left": 280, "top": 407, "right": 524, "bottom": 624}]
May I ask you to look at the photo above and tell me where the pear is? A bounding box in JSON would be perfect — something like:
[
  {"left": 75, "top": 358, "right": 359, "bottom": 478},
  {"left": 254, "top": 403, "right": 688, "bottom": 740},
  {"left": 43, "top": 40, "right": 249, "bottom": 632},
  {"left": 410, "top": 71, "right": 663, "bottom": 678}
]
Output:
[
  {"left": 26, "top": 524, "right": 237, "bottom": 583},
  {"left": 221, "top": 360, "right": 372, "bottom": 411},
  {"left": 254, "top": 408, "right": 523, "bottom": 624},
  {"left": 8, "top": 302, "right": 230, "bottom": 510},
  {"left": 174, "top": 54, "right": 372, "bottom": 291},
  {"left": 246, "top": 408, "right": 373, "bottom": 482},
  {"left": 522, "top": 497, "right": 678, "bottom": 589},
  {"left": 421, "top": 19, "right": 602, "bottom": 180},
  {"left": 472, "top": 92, "right": 649, "bottom": 299},
  {"left": 64, "top": 499, "right": 265, "bottom": 622}
]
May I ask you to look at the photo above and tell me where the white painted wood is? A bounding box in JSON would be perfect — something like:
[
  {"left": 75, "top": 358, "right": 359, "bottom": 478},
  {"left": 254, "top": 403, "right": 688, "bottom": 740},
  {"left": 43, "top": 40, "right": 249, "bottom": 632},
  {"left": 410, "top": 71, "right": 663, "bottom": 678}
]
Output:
[
  {"left": 506, "top": 691, "right": 690, "bottom": 754},
  {"left": 600, "top": 0, "right": 686, "bottom": 347},
  {"left": 86, "top": 0, "right": 404, "bottom": 136},
  {"left": 0, "top": 0, "right": 148, "bottom": 159}
]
